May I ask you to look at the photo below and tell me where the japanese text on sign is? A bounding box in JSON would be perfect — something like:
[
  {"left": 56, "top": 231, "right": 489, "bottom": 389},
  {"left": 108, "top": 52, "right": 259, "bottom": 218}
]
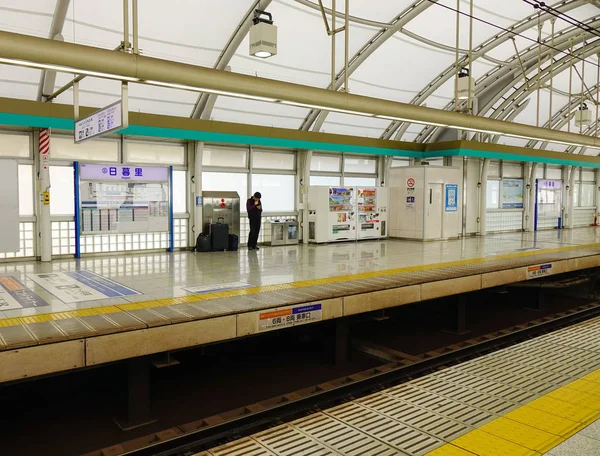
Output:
[
  {"left": 75, "top": 100, "right": 124, "bottom": 143},
  {"left": 526, "top": 263, "right": 553, "bottom": 279},
  {"left": 258, "top": 303, "right": 322, "bottom": 332},
  {"left": 79, "top": 163, "right": 169, "bottom": 182}
]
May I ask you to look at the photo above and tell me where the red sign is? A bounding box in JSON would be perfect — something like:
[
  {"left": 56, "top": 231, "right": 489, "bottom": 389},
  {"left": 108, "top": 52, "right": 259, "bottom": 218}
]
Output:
[{"left": 407, "top": 177, "right": 415, "bottom": 188}]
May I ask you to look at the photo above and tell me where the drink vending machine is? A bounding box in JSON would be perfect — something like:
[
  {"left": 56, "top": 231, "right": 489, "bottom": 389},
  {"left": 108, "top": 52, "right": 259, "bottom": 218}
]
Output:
[{"left": 308, "top": 186, "right": 388, "bottom": 243}]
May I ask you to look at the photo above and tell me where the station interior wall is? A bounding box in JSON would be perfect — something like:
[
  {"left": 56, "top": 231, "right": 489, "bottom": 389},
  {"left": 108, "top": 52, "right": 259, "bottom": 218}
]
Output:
[{"left": 0, "top": 130, "right": 597, "bottom": 261}]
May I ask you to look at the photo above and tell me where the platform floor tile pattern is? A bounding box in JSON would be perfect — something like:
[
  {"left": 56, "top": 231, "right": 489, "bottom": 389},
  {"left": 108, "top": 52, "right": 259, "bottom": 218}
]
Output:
[
  {"left": 2, "top": 227, "right": 600, "bottom": 320},
  {"left": 196, "top": 316, "right": 600, "bottom": 456}
]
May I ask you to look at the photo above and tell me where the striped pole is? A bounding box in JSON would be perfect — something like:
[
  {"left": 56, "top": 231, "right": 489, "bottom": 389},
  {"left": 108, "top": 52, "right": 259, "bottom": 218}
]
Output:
[{"left": 39, "top": 128, "right": 52, "bottom": 261}]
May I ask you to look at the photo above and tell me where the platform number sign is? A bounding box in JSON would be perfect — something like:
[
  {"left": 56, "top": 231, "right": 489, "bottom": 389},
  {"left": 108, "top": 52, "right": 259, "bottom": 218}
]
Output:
[
  {"left": 406, "top": 177, "right": 415, "bottom": 189},
  {"left": 258, "top": 303, "right": 322, "bottom": 332}
]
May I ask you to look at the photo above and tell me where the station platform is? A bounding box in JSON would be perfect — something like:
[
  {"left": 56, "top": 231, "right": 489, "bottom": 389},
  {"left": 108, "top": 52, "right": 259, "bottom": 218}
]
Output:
[
  {"left": 2, "top": 228, "right": 600, "bottom": 384},
  {"left": 199, "top": 315, "right": 600, "bottom": 456}
]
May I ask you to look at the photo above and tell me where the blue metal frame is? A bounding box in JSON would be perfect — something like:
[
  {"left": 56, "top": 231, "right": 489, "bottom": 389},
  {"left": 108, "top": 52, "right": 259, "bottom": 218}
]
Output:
[
  {"left": 534, "top": 179, "right": 538, "bottom": 231},
  {"left": 168, "top": 165, "right": 174, "bottom": 252},
  {"left": 74, "top": 161, "right": 81, "bottom": 258}
]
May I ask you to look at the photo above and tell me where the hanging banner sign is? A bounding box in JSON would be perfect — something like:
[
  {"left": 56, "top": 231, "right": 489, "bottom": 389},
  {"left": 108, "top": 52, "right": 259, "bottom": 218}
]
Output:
[
  {"left": 75, "top": 100, "right": 125, "bottom": 143},
  {"left": 445, "top": 184, "right": 458, "bottom": 212},
  {"left": 29, "top": 271, "right": 140, "bottom": 303},
  {"left": 258, "top": 303, "right": 322, "bottom": 332},
  {"left": 502, "top": 178, "right": 524, "bottom": 208},
  {"left": 0, "top": 276, "right": 49, "bottom": 310}
]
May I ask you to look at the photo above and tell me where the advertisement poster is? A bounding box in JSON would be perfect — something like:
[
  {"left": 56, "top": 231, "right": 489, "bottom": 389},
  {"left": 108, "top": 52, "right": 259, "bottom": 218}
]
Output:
[
  {"left": 29, "top": 271, "right": 140, "bottom": 303},
  {"left": 357, "top": 188, "right": 377, "bottom": 212},
  {"left": 328, "top": 187, "right": 353, "bottom": 212},
  {"left": 0, "top": 276, "right": 49, "bottom": 310},
  {"left": 445, "top": 184, "right": 458, "bottom": 212},
  {"left": 502, "top": 178, "right": 524, "bottom": 208}
]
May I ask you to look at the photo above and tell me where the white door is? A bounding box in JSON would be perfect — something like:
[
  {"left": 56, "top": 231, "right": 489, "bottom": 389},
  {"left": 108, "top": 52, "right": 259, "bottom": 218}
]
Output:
[{"left": 426, "top": 183, "right": 443, "bottom": 239}]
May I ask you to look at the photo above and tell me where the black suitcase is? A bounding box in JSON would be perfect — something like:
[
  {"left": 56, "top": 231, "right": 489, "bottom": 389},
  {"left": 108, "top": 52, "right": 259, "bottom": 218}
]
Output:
[
  {"left": 228, "top": 234, "right": 239, "bottom": 252},
  {"left": 195, "top": 233, "right": 211, "bottom": 252},
  {"left": 210, "top": 223, "right": 229, "bottom": 251}
]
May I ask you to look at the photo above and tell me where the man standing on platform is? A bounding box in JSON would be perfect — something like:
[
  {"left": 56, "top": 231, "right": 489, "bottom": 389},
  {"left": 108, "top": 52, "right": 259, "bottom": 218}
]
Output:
[{"left": 247, "top": 192, "right": 263, "bottom": 250}]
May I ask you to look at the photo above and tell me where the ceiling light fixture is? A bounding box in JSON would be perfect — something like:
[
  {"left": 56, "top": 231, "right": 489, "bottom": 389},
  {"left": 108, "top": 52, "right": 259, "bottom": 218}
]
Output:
[{"left": 249, "top": 10, "right": 277, "bottom": 59}]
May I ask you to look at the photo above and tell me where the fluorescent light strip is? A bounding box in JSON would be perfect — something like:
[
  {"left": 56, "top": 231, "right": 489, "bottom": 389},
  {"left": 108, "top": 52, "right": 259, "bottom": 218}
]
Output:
[{"left": 1, "top": 56, "right": 599, "bottom": 150}]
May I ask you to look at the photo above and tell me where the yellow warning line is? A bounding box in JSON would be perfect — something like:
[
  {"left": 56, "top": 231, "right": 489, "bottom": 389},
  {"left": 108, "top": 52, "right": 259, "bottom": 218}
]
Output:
[
  {"left": 426, "top": 369, "right": 600, "bottom": 455},
  {"left": 1, "top": 242, "right": 599, "bottom": 327}
]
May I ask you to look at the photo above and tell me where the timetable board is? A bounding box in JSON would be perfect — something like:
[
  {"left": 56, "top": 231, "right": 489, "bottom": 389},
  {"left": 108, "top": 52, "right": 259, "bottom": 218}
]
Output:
[{"left": 78, "top": 164, "right": 170, "bottom": 234}]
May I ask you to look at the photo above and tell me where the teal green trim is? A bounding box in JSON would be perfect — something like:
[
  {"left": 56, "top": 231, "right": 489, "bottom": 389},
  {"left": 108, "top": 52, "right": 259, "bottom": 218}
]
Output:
[{"left": 0, "top": 113, "right": 74, "bottom": 130}]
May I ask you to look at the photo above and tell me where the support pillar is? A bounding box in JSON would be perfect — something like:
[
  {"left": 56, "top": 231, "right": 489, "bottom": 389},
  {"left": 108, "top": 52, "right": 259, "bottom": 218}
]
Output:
[
  {"left": 114, "top": 357, "right": 156, "bottom": 431},
  {"left": 38, "top": 128, "right": 52, "bottom": 262},
  {"left": 332, "top": 318, "right": 349, "bottom": 365},
  {"left": 193, "top": 141, "right": 203, "bottom": 243},
  {"left": 528, "top": 163, "right": 539, "bottom": 232},
  {"left": 444, "top": 295, "right": 469, "bottom": 335},
  {"left": 479, "top": 159, "right": 489, "bottom": 236}
]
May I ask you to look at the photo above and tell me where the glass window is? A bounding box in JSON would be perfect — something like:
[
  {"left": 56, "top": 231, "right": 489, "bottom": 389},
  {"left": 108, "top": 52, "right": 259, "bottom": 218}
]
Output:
[
  {"left": 252, "top": 150, "right": 295, "bottom": 170},
  {"left": 488, "top": 161, "right": 501, "bottom": 178},
  {"left": 311, "top": 154, "right": 341, "bottom": 172},
  {"left": 18, "top": 164, "right": 34, "bottom": 216},
  {"left": 52, "top": 137, "right": 118, "bottom": 162},
  {"left": 391, "top": 159, "right": 410, "bottom": 168},
  {"left": 172, "top": 170, "right": 187, "bottom": 214},
  {"left": 50, "top": 166, "right": 75, "bottom": 215},
  {"left": 310, "top": 175, "right": 341, "bottom": 186},
  {"left": 344, "top": 177, "right": 377, "bottom": 187},
  {"left": 0, "top": 133, "right": 30, "bottom": 157},
  {"left": 503, "top": 163, "right": 522, "bottom": 178},
  {"left": 202, "top": 171, "right": 247, "bottom": 202},
  {"left": 126, "top": 141, "right": 185, "bottom": 165},
  {"left": 574, "top": 183, "right": 580, "bottom": 207},
  {"left": 582, "top": 170, "right": 595, "bottom": 181},
  {"left": 202, "top": 145, "right": 247, "bottom": 168},
  {"left": 344, "top": 156, "right": 377, "bottom": 174},
  {"left": 581, "top": 182, "right": 595, "bottom": 207},
  {"left": 487, "top": 180, "right": 500, "bottom": 209},
  {"left": 546, "top": 166, "right": 562, "bottom": 179},
  {"left": 427, "top": 158, "right": 444, "bottom": 166},
  {"left": 252, "top": 174, "right": 295, "bottom": 212},
  {"left": 534, "top": 166, "right": 544, "bottom": 179}
]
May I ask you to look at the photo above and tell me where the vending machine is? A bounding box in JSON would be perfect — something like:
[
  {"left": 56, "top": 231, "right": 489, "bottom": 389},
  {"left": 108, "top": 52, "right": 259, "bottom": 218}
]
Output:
[
  {"left": 308, "top": 186, "right": 356, "bottom": 243},
  {"left": 357, "top": 187, "right": 388, "bottom": 240}
]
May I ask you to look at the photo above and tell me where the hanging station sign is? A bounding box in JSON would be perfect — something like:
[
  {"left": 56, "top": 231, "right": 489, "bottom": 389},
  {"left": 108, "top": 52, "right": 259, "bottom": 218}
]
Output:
[{"left": 74, "top": 100, "right": 126, "bottom": 143}]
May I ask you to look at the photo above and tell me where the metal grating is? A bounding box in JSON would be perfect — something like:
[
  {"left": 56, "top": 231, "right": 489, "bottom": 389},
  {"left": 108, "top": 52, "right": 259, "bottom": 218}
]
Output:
[
  {"left": 252, "top": 424, "right": 334, "bottom": 456},
  {"left": 209, "top": 437, "right": 274, "bottom": 456}
]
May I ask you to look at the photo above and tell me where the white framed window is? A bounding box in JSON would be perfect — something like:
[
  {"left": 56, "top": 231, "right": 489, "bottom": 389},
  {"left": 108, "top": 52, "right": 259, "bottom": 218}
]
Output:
[
  {"left": 488, "top": 161, "right": 501, "bottom": 178},
  {"left": 310, "top": 175, "right": 341, "bottom": 186},
  {"left": 311, "top": 154, "right": 341, "bottom": 173},
  {"left": 52, "top": 136, "right": 118, "bottom": 162},
  {"left": 172, "top": 170, "right": 187, "bottom": 214},
  {"left": 546, "top": 166, "right": 562, "bottom": 180},
  {"left": 343, "top": 177, "right": 377, "bottom": 187},
  {"left": 50, "top": 166, "right": 75, "bottom": 215},
  {"left": 126, "top": 141, "right": 185, "bottom": 165},
  {"left": 391, "top": 159, "right": 410, "bottom": 168},
  {"left": 18, "top": 164, "right": 34, "bottom": 216},
  {"left": 252, "top": 174, "right": 295, "bottom": 212},
  {"left": 252, "top": 149, "right": 295, "bottom": 171},
  {"left": 344, "top": 156, "right": 377, "bottom": 174},
  {"left": 580, "top": 182, "right": 595, "bottom": 207},
  {"left": 203, "top": 145, "right": 247, "bottom": 168},
  {"left": 582, "top": 169, "right": 595, "bottom": 181},
  {"left": 202, "top": 171, "right": 248, "bottom": 202},
  {"left": 487, "top": 180, "right": 500, "bottom": 209},
  {"left": 0, "top": 133, "right": 30, "bottom": 158},
  {"left": 503, "top": 163, "right": 522, "bottom": 178}
]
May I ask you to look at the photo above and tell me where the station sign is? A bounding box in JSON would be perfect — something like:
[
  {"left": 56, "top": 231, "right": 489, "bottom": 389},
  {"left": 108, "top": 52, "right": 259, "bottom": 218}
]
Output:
[
  {"left": 79, "top": 163, "right": 169, "bottom": 182},
  {"left": 75, "top": 100, "right": 125, "bottom": 143}
]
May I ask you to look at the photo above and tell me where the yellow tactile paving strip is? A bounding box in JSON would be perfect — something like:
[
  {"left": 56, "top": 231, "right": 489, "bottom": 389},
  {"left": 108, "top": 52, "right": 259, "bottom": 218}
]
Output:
[
  {"left": 427, "top": 369, "right": 600, "bottom": 455},
  {"left": 1, "top": 242, "right": 599, "bottom": 329}
]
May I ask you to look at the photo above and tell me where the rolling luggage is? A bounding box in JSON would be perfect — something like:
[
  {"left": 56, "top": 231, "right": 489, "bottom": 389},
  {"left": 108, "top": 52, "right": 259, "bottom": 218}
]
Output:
[
  {"left": 195, "top": 233, "right": 211, "bottom": 252},
  {"left": 228, "top": 234, "right": 239, "bottom": 252},
  {"left": 210, "top": 223, "right": 229, "bottom": 251}
]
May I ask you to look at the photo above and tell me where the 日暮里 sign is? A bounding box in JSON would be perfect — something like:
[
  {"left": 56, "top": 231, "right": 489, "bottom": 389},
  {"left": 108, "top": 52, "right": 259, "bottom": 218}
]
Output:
[
  {"left": 75, "top": 100, "right": 124, "bottom": 143},
  {"left": 79, "top": 163, "right": 169, "bottom": 182}
]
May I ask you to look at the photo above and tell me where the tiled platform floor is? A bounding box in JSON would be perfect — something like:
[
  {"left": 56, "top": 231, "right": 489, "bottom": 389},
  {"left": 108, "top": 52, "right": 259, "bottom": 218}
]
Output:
[{"left": 2, "top": 227, "right": 600, "bottom": 320}]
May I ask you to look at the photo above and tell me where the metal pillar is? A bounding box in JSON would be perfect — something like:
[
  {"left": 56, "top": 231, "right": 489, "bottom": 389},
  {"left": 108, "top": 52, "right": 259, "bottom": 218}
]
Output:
[
  {"left": 114, "top": 357, "right": 156, "bottom": 431},
  {"left": 444, "top": 295, "right": 469, "bottom": 335},
  {"left": 333, "top": 318, "right": 349, "bottom": 365},
  {"left": 528, "top": 163, "right": 539, "bottom": 232},
  {"left": 193, "top": 142, "right": 204, "bottom": 242},
  {"left": 38, "top": 129, "right": 52, "bottom": 262}
]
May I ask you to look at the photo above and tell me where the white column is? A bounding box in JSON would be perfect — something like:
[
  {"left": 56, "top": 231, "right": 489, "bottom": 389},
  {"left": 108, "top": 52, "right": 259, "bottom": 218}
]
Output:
[
  {"left": 193, "top": 141, "right": 203, "bottom": 242},
  {"left": 38, "top": 128, "right": 52, "bottom": 261},
  {"left": 523, "top": 162, "right": 531, "bottom": 231},
  {"left": 479, "top": 158, "right": 489, "bottom": 236},
  {"left": 299, "top": 150, "right": 312, "bottom": 244},
  {"left": 567, "top": 166, "right": 576, "bottom": 229}
]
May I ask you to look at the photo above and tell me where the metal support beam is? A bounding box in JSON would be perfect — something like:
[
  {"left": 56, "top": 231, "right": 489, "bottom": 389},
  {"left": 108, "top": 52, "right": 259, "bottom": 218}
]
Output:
[
  {"left": 333, "top": 318, "right": 349, "bottom": 365},
  {"left": 38, "top": 0, "right": 71, "bottom": 101},
  {"left": 114, "top": 357, "right": 156, "bottom": 431}
]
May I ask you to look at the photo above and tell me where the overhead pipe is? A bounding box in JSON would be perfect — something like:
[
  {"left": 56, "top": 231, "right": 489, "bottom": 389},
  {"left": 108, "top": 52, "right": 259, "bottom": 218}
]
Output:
[{"left": 3, "top": 31, "right": 600, "bottom": 150}]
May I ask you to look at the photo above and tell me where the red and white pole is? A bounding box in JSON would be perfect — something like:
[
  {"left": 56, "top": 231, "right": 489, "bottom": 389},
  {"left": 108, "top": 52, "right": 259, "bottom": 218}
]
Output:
[{"left": 39, "top": 128, "right": 52, "bottom": 261}]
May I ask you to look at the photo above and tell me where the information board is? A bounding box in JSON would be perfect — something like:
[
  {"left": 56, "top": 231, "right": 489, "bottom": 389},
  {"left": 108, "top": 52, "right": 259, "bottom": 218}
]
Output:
[
  {"left": 445, "top": 184, "right": 458, "bottom": 212},
  {"left": 79, "top": 164, "right": 170, "bottom": 234},
  {"left": 502, "top": 178, "right": 524, "bottom": 208},
  {"left": 75, "top": 100, "right": 124, "bottom": 143}
]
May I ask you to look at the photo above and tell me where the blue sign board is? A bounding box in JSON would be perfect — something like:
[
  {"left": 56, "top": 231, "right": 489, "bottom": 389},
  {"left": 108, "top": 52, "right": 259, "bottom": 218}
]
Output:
[{"left": 445, "top": 184, "right": 458, "bottom": 212}]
